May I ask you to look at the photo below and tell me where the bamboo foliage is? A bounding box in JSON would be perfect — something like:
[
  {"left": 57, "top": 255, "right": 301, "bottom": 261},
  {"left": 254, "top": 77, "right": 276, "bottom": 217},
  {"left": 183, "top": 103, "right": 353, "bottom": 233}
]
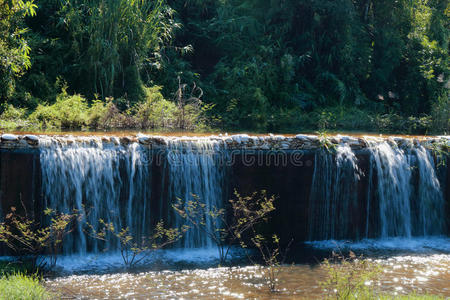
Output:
[{"left": 60, "top": 0, "right": 171, "bottom": 99}]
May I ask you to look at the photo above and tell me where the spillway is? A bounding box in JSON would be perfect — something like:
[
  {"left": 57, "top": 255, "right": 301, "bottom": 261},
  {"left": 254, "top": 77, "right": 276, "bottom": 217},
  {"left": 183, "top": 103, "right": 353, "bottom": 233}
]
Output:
[{"left": 0, "top": 133, "right": 448, "bottom": 254}]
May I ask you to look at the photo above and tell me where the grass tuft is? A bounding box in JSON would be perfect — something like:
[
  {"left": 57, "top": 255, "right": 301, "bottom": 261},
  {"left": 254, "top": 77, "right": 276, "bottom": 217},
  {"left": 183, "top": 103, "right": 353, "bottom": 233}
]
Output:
[{"left": 0, "top": 273, "right": 52, "bottom": 300}]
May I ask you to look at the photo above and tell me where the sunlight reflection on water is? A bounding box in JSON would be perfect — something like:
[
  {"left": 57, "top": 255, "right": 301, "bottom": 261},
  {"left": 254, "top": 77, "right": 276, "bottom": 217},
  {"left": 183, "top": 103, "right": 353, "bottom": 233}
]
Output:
[{"left": 45, "top": 252, "right": 450, "bottom": 299}]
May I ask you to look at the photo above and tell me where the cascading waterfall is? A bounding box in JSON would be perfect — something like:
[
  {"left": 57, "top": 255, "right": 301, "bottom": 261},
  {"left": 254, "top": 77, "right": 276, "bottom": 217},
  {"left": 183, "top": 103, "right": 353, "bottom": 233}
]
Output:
[
  {"left": 124, "top": 142, "right": 152, "bottom": 241},
  {"left": 308, "top": 139, "right": 446, "bottom": 241},
  {"left": 413, "top": 145, "right": 444, "bottom": 236},
  {"left": 40, "top": 137, "right": 151, "bottom": 255},
  {"left": 308, "top": 144, "right": 361, "bottom": 240},
  {"left": 367, "top": 141, "right": 413, "bottom": 238},
  {"left": 39, "top": 137, "right": 227, "bottom": 254},
  {"left": 167, "top": 139, "right": 227, "bottom": 248},
  {"left": 366, "top": 141, "right": 444, "bottom": 238},
  {"left": 35, "top": 135, "right": 447, "bottom": 252}
]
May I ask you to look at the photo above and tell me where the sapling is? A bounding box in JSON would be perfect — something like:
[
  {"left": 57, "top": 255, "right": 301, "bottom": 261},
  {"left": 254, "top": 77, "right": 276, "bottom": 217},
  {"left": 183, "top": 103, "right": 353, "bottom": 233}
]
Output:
[
  {"left": 320, "top": 250, "right": 381, "bottom": 300},
  {"left": 88, "top": 219, "right": 185, "bottom": 268},
  {"left": 0, "top": 206, "right": 78, "bottom": 271},
  {"left": 232, "top": 197, "right": 292, "bottom": 292},
  {"left": 173, "top": 190, "right": 277, "bottom": 265}
]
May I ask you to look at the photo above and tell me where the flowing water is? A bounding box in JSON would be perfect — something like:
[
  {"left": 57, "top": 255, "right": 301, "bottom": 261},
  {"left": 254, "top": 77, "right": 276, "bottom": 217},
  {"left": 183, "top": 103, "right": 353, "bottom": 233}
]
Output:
[
  {"left": 365, "top": 141, "right": 445, "bottom": 239},
  {"left": 6, "top": 135, "right": 450, "bottom": 297},
  {"left": 308, "top": 144, "right": 362, "bottom": 240},
  {"left": 39, "top": 136, "right": 228, "bottom": 253},
  {"left": 307, "top": 140, "right": 446, "bottom": 241},
  {"left": 167, "top": 139, "right": 227, "bottom": 248},
  {"left": 40, "top": 137, "right": 152, "bottom": 254},
  {"left": 368, "top": 141, "right": 413, "bottom": 238},
  {"left": 413, "top": 145, "right": 445, "bottom": 235}
]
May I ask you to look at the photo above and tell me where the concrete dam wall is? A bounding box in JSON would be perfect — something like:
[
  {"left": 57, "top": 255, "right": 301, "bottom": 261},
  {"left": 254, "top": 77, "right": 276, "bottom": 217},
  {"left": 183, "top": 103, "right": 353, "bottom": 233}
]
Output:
[{"left": 0, "top": 133, "right": 448, "bottom": 254}]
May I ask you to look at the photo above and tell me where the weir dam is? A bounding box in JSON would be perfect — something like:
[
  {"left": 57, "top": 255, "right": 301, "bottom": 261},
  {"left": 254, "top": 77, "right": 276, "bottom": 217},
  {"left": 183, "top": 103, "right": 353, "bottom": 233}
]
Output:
[{"left": 0, "top": 133, "right": 448, "bottom": 255}]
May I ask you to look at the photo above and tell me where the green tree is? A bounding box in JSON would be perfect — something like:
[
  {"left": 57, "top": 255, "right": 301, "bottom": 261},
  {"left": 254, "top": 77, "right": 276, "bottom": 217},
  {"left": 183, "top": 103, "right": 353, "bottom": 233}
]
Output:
[
  {"left": 25, "top": 0, "right": 176, "bottom": 103},
  {"left": 0, "top": 0, "right": 37, "bottom": 104}
]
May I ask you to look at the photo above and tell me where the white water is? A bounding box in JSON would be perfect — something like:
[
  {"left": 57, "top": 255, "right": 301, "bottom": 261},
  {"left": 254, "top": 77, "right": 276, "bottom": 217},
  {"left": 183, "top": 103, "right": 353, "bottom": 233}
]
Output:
[
  {"left": 306, "top": 237, "right": 450, "bottom": 253},
  {"left": 39, "top": 137, "right": 227, "bottom": 254},
  {"left": 308, "top": 144, "right": 362, "bottom": 240},
  {"left": 37, "top": 136, "right": 446, "bottom": 254},
  {"left": 308, "top": 140, "right": 446, "bottom": 241},
  {"left": 41, "top": 138, "right": 125, "bottom": 254},
  {"left": 167, "top": 139, "right": 227, "bottom": 248},
  {"left": 366, "top": 141, "right": 445, "bottom": 238},
  {"left": 368, "top": 141, "right": 413, "bottom": 238},
  {"left": 414, "top": 145, "right": 445, "bottom": 235}
]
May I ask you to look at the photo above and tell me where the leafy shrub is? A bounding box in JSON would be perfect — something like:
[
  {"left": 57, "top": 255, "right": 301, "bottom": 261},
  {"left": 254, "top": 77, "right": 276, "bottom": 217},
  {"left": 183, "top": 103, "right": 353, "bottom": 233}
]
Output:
[
  {"left": 134, "top": 86, "right": 178, "bottom": 128},
  {"left": 0, "top": 207, "right": 78, "bottom": 270},
  {"left": 317, "top": 110, "right": 338, "bottom": 130},
  {"left": 0, "top": 104, "right": 31, "bottom": 129},
  {"left": 173, "top": 190, "right": 276, "bottom": 265},
  {"left": 371, "top": 113, "right": 433, "bottom": 134},
  {"left": 320, "top": 253, "right": 443, "bottom": 300},
  {"left": 405, "top": 115, "right": 433, "bottom": 134},
  {"left": 172, "top": 80, "right": 215, "bottom": 130},
  {"left": 266, "top": 107, "right": 304, "bottom": 133},
  {"left": 307, "top": 107, "right": 434, "bottom": 134},
  {"left": 175, "top": 102, "right": 209, "bottom": 130},
  {"left": 87, "top": 97, "right": 130, "bottom": 129},
  {"left": 29, "top": 90, "right": 89, "bottom": 129},
  {"left": 305, "top": 107, "right": 373, "bottom": 132},
  {"left": 0, "top": 273, "right": 52, "bottom": 300},
  {"left": 320, "top": 252, "right": 381, "bottom": 300},
  {"left": 25, "top": 85, "right": 211, "bottom": 130},
  {"left": 0, "top": 104, "right": 27, "bottom": 121},
  {"left": 87, "top": 99, "right": 109, "bottom": 129},
  {"left": 335, "top": 108, "right": 373, "bottom": 131}
]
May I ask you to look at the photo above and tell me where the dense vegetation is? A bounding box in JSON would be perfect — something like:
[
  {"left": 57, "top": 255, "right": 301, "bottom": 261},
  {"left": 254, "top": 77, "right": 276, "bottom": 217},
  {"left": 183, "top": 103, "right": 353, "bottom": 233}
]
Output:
[{"left": 0, "top": 0, "right": 448, "bottom": 133}]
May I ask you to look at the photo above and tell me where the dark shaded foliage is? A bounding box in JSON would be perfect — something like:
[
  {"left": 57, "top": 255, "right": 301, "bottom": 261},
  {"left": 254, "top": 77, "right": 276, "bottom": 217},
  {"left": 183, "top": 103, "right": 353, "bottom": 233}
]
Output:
[{"left": 1, "top": 0, "right": 448, "bottom": 133}]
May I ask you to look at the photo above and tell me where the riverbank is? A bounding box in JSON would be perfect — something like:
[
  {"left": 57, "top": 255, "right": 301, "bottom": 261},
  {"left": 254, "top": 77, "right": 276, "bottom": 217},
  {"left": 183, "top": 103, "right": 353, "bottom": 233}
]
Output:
[{"left": 1, "top": 97, "right": 448, "bottom": 136}]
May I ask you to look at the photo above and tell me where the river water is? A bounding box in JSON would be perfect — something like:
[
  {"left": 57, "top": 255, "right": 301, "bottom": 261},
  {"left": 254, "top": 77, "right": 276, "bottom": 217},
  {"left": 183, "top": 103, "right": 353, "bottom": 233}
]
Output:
[
  {"left": 42, "top": 237, "right": 450, "bottom": 299},
  {"left": 45, "top": 251, "right": 450, "bottom": 299}
]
